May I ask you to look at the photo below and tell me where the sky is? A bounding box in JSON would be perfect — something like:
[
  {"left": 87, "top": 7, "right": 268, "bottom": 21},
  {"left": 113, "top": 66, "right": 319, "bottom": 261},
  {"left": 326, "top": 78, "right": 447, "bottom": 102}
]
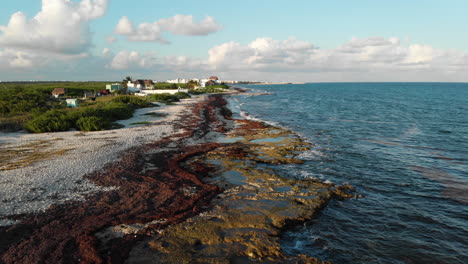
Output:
[{"left": 0, "top": 0, "right": 467, "bottom": 82}]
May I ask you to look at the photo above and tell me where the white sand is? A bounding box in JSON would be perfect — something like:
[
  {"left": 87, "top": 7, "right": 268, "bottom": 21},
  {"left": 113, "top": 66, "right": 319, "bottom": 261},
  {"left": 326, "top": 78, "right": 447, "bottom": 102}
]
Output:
[{"left": 0, "top": 97, "right": 204, "bottom": 226}]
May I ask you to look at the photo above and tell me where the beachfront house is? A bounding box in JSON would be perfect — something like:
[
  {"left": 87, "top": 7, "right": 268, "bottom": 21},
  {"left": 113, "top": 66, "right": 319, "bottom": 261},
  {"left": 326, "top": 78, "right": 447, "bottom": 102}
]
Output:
[
  {"left": 205, "top": 80, "right": 217, "bottom": 87},
  {"left": 106, "top": 83, "right": 122, "bottom": 92},
  {"left": 144, "top": 80, "right": 155, "bottom": 89},
  {"left": 97, "top": 89, "right": 110, "bottom": 96},
  {"left": 66, "top": 99, "right": 79, "bottom": 108},
  {"left": 51, "top": 88, "right": 66, "bottom": 98}
]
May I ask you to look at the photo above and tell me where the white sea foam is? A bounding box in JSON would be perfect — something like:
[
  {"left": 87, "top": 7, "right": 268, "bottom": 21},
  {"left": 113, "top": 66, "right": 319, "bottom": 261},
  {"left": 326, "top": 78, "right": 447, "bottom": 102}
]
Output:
[
  {"left": 297, "top": 170, "right": 319, "bottom": 180},
  {"left": 298, "top": 149, "right": 327, "bottom": 160},
  {"left": 239, "top": 110, "right": 283, "bottom": 128}
]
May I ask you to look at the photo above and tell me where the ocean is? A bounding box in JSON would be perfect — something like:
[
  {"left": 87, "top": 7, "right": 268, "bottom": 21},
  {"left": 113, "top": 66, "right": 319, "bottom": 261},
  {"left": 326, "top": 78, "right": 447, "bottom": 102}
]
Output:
[{"left": 228, "top": 83, "right": 468, "bottom": 264}]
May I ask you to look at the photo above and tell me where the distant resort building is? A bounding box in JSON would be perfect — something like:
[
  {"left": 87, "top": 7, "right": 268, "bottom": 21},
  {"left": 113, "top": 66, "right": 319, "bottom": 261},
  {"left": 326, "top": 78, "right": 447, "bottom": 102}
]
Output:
[
  {"left": 130, "top": 75, "right": 227, "bottom": 90},
  {"left": 51, "top": 88, "right": 66, "bottom": 98},
  {"left": 222, "top": 80, "right": 238, "bottom": 84},
  {"left": 167, "top": 78, "right": 188, "bottom": 84}
]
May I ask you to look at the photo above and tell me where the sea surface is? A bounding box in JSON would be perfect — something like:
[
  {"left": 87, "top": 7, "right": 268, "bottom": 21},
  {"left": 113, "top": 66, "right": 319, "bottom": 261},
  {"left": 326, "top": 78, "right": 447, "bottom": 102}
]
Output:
[{"left": 228, "top": 83, "right": 468, "bottom": 264}]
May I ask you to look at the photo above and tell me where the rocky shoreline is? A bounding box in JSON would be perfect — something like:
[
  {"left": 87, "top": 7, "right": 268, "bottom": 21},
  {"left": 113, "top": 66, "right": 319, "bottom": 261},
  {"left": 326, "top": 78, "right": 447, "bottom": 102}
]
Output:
[{"left": 1, "top": 92, "right": 354, "bottom": 263}]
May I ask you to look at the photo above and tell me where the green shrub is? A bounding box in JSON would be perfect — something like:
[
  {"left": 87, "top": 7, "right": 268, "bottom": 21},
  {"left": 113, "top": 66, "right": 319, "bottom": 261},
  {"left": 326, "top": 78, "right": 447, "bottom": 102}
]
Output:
[
  {"left": 100, "top": 102, "right": 134, "bottom": 121},
  {"left": 174, "top": 92, "right": 191, "bottom": 100},
  {"left": 112, "top": 95, "right": 151, "bottom": 107},
  {"left": 76, "top": 116, "right": 109, "bottom": 131},
  {"left": 0, "top": 87, "right": 54, "bottom": 115},
  {"left": 66, "top": 107, "right": 102, "bottom": 123},
  {"left": 24, "top": 109, "right": 72, "bottom": 133},
  {"left": 188, "top": 87, "right": 225, "bottom": 95},
  {"left": 153, "top": 83, "right": 189, "bottom": 89},
  {"left": 147, "top": 93, "right": 180, "bottom": 104},
  {"left": 0, "top": 115, "right": 30, "bottom": 132}
]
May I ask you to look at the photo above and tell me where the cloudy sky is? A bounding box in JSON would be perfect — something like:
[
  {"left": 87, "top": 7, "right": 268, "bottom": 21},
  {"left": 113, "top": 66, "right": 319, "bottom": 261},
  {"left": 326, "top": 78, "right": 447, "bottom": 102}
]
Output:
[{"left": 0, "top": 0, "right": 467, "bottom": 82}]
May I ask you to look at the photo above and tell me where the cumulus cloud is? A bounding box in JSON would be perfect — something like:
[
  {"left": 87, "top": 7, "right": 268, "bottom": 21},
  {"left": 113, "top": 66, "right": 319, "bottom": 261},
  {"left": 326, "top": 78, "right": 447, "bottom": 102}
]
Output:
[
  {"left": 114, "top": 15, "right": 222, "bottom": 43},
  {"left": 208, "top": 37, "right": 317, "bottom": 71},
  {"left": 108, "top": 50, "right": 206, "bottom": 72},
  {"left": 115, "top": 16, "right": 135, "bottom": 35},
  {"left": 0, "top": 49, "right": 34, "bottom": 69},
  {"left": 206, "top": 36, "right": 468, "bottom": 75},
  {"left": 0, "top": 47, "right": 88, "bottom": 71},
  {"left": 109, "top": 50, "right": 159, "bottom": 70},
  {"left": 157, "top": 15, "right": 223, "bottom": 36},
  {"left": 0, "top": 0, "right": 108, "bottom": 55}
]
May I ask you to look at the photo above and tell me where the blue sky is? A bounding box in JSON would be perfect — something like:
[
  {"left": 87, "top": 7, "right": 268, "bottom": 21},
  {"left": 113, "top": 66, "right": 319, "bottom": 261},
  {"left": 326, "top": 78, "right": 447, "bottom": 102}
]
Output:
[{"left": 0, "top": 0, "right": 467, "bottom": 81}]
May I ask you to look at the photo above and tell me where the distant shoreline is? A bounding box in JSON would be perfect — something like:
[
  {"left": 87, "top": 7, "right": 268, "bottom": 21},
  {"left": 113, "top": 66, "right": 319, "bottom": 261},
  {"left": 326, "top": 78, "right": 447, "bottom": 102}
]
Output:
[{"left": 252, "top": 82, "right": 306, "bottom": 85}]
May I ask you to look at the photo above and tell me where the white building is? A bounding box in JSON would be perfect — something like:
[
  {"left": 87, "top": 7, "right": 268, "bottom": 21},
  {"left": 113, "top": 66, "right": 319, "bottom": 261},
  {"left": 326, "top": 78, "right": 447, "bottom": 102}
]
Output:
[
  {"left": 167, "top": 78, "right": 188, "bottom": 84},
  {"left": 135, "top": 87, "right": 189, "bottom": 96},
  {"left": 199, "top": 79, "right": 210, "bottom": 87}
]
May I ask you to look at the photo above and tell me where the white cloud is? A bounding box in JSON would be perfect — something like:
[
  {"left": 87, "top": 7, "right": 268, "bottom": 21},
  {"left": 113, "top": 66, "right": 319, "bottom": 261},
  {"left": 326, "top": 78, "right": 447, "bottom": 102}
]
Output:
[
  {"left": 114, "top": 15, "right": 222, "bottom": 43},
  {"left": 0, "top": 0, "right": 108, "bottom": 55},
  {"left": 109, "top": 50, "right": 159, "bottom": 70},
  {"left": 108, "top": 50, "right": 206, "bottom": 72},
  {"left": 206, "top": 36, "right": 467, "bottom": 74},
  {"left": 0, "top": 48, "right": 88, "bottom": 71},
  {"left": 157, "top": 15, "right": 223, "bottom": 36},
  {"left": 208, "top": 37, "right": 316, "bottom": 71},
  {"left": 0, "top": 49, "right": 34, "bottom": 69},
  {"left": 115, "top": 16, "right": 135, "bottom": 35},
  {"left": 200, "top": 36, "right": 468, "bottom": 81},
  {"left": 404, "top": 44, "right": 435, "bottom": 64}
]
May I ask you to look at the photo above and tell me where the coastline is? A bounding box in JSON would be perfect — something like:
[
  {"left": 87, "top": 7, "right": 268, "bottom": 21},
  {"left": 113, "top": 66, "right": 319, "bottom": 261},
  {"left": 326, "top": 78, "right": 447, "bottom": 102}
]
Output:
[{"left": 0, "top": 90, "right": 353, "bottom": 263}]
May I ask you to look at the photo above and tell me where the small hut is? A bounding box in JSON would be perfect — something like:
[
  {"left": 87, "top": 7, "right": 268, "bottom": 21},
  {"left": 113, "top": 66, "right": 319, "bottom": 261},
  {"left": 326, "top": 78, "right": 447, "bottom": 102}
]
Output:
[
  {"left": 66, "top": 99, "right": 79, "bottom": 108},
  {"left": 51, "top": 88, "right": 66, "bottom": 98}
]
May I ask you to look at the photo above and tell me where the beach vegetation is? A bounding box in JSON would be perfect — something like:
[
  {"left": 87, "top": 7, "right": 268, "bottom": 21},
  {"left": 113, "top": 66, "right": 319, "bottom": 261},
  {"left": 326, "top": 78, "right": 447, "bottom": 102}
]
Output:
[
  {"left": 147, "top": 93, "right": 180, "bottom": 104},
  {"left": 173, "top": 92, "right": 191, "bottom": 99},
  {"left": 153, "top": 82, "right": 189, "bottom": 89},
  {"left": 76, "top": 116, "right": 110, "bottom": 131},
  {"left": 189, "top": 85, "right": 229, "bottom": 95},
  {"left": 111, "top": 95, "right": 153, "bottom": 107},
  {"left": 24, "top": 109, "right": 72, "bottom": 133},
  {"left": 186, "top": 80, "right": 199, "bottom": 89}
]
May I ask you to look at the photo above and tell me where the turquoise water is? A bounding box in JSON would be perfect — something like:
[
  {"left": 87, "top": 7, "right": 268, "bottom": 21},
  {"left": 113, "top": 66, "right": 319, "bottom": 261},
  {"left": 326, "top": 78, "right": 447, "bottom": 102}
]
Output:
[{"left": 230, "top": 83, "right": 468, "bottom": 264}]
